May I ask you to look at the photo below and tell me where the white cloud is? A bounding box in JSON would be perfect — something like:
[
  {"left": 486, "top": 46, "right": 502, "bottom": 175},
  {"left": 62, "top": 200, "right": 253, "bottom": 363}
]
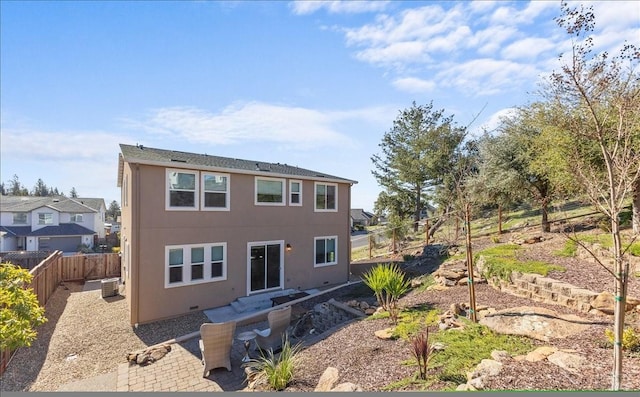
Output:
[
  {"left": 290, "top": 0, "right": 390, "bottom": 15},
  {"left": 345, "top": 5, "right": 465, "bottom": 47},
  {"left": 122, "top": 102, "right": 381, "bottom": 150},
  {"left": 392, "top": 77, "right": 436, "bottom": 93},
  {"left": 0, "top": 128, "right": 128, "bottom": 163},
  {"left": 0, "top": 127, "right": 128, "bottom": 202},
  {"left": 473, "top": 107, "right": 517, "bottom": 136},
  {"left": 501, "top": 37, "right": 557, "bottom": 60},
  {"left": 473, "top": 25, "right": 519, "bottom": 56},
  {"left": 354, "top": 41, "right": 431, "bottom": 65},
  {"left": 489, "top": 1, "right": 557, "bottom": 26},
  {"left": 436, "top": 58, "right": 540, "bottom": 96}
]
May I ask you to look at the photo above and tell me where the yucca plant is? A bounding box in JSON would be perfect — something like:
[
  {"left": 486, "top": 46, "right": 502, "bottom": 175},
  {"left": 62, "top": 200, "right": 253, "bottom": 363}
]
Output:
[
  {"left": 362, "top": 263, "right": 411, "bottom": 324},
  {"left": 245, "top": 335, "right": 303, "bottom": 391}
]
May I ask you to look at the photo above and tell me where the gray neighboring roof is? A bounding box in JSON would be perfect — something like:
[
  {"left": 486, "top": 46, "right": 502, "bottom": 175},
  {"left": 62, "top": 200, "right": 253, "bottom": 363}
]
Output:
[
  {"left": 75, "top": 198, "right": 106, "bottom": 212},
  {"left": 1, "top": 224, "right": 96, "bottom": 237},
  {"left": 350, "top": 209, "right": 373, "bottom": 221},
  {"left": 0, "top": 196, "right": 98, "bottom": 213},
  {"left": 118, "top": 143, "right": 357, "bottom": 185}
]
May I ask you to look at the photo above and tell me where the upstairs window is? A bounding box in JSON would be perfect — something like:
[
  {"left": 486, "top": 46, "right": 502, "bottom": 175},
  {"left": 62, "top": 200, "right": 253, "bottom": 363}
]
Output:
[
  {"left": 167, "top": 169, "right": 198, "bottom": 210},
  {"left": 13, "top": 213, "right": 27, "bottom": 224},
  {"left": 70, "top": 214, "right": 83, "bottom": 223},
  {"left": 255, "top": 177, "right": 285, "bottom": 205},
  {"left": 202, "top": 173, "right": 229, "bottom": 210},
  {"left": 289, "top": 180, "right": 302, "bottom": 206},
  {"left": 315, "top": 182, "right": 337, "bottom": 212},
  {"left": 38, "top": 213, "right": 53, "bottom": 225}
]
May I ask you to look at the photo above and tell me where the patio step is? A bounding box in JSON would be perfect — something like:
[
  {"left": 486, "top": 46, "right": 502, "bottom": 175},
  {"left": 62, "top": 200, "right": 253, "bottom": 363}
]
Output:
[{"left": 230, "top": 289, "right": 299, "bottom": 313}]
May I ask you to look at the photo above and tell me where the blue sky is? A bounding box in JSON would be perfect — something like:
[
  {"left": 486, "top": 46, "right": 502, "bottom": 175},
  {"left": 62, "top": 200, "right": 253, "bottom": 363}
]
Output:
[{"left": 1, "top": 1, "right": 638, "bottom": 212}]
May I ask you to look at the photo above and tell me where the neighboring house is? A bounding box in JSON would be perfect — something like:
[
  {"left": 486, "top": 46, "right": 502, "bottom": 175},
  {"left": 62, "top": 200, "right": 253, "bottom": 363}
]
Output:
[
  {"left": 117, "top": 144, "right": 357, "bottom": 325},
  {"left": 350, "top": 209, "right": 377, "bottom": 228},
  {"left": 0, "top": 196, "right": 106, "bottom": 253}
]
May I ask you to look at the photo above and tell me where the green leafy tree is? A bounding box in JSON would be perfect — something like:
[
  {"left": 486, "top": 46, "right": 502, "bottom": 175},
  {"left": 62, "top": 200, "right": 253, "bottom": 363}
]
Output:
[
  {"left": 545, "top": 2, "right": 640, "bottom": 389},
  {"left": 0, "top": 263, "right": 47, "bottom": 350},
  {"left": 371, "top": 101, "right": 466, "bottom": 233},
  {"left": 106, "top": 200, "right": 121, "bottom": 221},
  {"left": 467, "top": 133, "right": 524, "bottom": 234},
  {"left": 487, "top": 104, "right": 567, "bottom": 232}
]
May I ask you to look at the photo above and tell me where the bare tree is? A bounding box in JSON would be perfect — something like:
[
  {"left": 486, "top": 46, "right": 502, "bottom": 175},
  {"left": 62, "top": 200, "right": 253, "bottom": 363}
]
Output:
[{"left": 548, "top": 2, "right": 640, "bottom": 390}]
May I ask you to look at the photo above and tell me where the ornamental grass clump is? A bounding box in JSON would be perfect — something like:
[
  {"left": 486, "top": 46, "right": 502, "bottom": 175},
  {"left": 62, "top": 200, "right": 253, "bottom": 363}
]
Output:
[
  {"left": 362, "top": 262, "right": 411, "bottom": 324},
  {"left": 245, "top": 335, "right": 302, "bottom": 391},
  {"left": 410, "top": 328, "right": 435, "bottom": 380}
]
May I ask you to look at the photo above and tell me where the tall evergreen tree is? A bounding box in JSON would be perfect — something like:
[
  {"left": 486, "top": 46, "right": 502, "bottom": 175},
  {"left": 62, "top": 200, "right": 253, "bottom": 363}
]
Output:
[
  {"left": 371, "top": 101, "right": 466, "bottom": 232},
  {"left": 32, "top": 178, "right": 49, "bottom": 196}
]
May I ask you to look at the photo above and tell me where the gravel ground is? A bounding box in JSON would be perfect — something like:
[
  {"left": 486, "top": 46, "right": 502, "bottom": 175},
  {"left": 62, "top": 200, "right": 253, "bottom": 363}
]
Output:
[{"left": 1, "top": 228, "right": 639, "bottom": 392}]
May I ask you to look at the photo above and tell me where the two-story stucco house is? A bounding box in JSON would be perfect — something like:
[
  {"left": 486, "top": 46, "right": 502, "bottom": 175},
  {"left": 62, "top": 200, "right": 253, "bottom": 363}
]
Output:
[
  {"left": 0, "top": 196, "right": 106, "bottom": 252},
  {"left": 117, "top": 144, "right": 357, "bottom": 325}
]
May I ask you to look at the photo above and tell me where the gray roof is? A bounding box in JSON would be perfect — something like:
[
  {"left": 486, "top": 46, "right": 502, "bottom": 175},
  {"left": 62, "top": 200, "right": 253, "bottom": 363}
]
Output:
[
  {"left": 350, "top": 209, "right": 374, "bottom": 221},
  {"left": 0, "top": 196, "right": 98, "bottom": 213},
  {"left": 118, "top": 144, "right": 357, "bottom": 185},
  {"left": 1, "top": 224, "right": 96, "bottom": 237},
  {"left": 75, "top": 198, "right": 106, "bottom": 212}
]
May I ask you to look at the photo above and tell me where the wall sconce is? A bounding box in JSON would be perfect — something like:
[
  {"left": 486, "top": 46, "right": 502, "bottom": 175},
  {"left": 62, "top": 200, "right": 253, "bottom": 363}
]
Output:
[{"left": 286, "top": 243, "right": 292, "bottom": 252}]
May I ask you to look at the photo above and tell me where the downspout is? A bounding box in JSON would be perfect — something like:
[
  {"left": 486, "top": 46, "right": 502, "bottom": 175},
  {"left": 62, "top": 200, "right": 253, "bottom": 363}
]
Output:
[
  {"left": 347, "top": 183, "right": 353, "bottom": 283},
  {"left": 133, "top": 163, "right": 141, "bottom": 327}
]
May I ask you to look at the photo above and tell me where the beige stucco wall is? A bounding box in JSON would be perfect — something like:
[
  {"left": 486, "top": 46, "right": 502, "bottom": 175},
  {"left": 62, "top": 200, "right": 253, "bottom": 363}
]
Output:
[{"left": 126, "top": 163, "right": 352, "bottom": 325}]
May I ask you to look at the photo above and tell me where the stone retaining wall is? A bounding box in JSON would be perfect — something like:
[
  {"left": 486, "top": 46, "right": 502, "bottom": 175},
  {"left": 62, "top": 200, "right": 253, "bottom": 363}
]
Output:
[
  {"left": 489, "top": 272, "right": 598, "bottom": 314},
  {"left": 487, "top": 270, "right": 640, "bottom": 315}
]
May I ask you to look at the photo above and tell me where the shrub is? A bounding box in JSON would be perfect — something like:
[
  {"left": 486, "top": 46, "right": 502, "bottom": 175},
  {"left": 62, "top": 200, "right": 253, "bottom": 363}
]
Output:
[
  {"left": 362, "top": 263, "right": 411, "bottom": 324},
  {"left": 554, "top": 239, "right": 577, "bottom": 257},
  {"left": 246, "top": 336, "right": 302, "bottom": 391},
  {"left": 605, "top": 327, "right": 640, "bottom": 351},
  {"left": 0, "top": 263, "right": 47, "bottom": 350},
  {"left": 490, "top": 235, "right": 501, "bottom": 243},
  {"left": 410, "top": 329, "right": 435, "bottom": 380}
]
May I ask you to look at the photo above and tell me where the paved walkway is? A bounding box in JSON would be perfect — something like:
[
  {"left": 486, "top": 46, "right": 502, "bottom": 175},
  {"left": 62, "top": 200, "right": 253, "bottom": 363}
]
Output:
[
  {"left": 59, "top": 280, "right": 363, "bottom": 392},
  {"left": 117, "top": 320, "right": 264, "bottom": 392}
]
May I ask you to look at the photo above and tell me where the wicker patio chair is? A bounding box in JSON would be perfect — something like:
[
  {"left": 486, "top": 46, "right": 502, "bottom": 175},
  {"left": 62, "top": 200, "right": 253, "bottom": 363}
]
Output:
[
  {"left": 253, "top": 305, "right": 292, "bottom": 353},
  {"left": 199, "top": 321, "right": 237, "bottom": 377}
]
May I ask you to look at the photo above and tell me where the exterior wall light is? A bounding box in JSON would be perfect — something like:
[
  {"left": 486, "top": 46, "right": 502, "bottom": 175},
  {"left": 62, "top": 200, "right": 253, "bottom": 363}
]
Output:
[{"left": 286, "top": 243, "right": 292, "bottom": 252}]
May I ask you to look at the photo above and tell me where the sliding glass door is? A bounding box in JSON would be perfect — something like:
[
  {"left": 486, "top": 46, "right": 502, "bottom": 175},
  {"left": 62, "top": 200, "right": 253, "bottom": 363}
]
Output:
[{"left": 248, "top": 241, "right": 283, "bottom": 293}]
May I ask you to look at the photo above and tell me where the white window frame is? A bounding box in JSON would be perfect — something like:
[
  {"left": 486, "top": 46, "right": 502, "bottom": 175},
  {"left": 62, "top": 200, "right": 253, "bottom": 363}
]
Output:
[
  {"left": 314, "top": 182, "right": 338, "bottom": 212},
  {"left": 70, "top": 214, "right": 83, "bottom": 223},
  {"left": 314, "top": 235, "right": 338, "bottom": 267},
  {"left": 255, "top": 177, "right": 286, "bottom": 206},
  {"left": 165, "top": 242, "right": 227, "bottom": 288},
  {"left": 289, "top": 180, "right": 302, "bottom": 206},
  {"left": 166, "top": 169, "right": 199, "bottom": 211},
  {"left": 13, "top": 213, "right": 27, "bottom": 224},
  {"left": 201, "top": 172, "right": 230, "bottom": 211},
  {"left": 38, "top": 213, "right": 53, "bottom": 225}
]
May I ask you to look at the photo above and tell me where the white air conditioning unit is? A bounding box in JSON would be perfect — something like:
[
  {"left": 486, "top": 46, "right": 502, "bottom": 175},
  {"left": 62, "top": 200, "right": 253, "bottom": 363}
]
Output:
[{"left": 101, "top": 278, "right": 119, "bottom": 298}]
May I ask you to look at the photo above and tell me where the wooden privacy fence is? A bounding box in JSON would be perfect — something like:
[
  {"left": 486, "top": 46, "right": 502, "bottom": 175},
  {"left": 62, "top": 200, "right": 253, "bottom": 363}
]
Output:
[{"left": 0, "top": 251, "right": 121, "bottom": 375}]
